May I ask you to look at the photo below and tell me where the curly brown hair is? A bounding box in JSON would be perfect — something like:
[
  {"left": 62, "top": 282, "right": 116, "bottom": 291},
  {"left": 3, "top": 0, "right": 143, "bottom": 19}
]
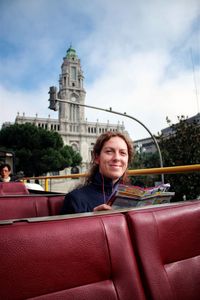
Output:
[{"left": 85, "top": 131, "right": 134, "bottom": 184}]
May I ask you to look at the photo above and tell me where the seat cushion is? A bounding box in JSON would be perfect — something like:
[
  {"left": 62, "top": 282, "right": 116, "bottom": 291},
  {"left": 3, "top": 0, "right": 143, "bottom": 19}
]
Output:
[
  {"left": 0, "top": 182, "right": 29, "bottom": 195},
  {"left": 0, "top": 196, "right": 49, "bottom": 220},
  {"left": 127, "top": 200, "right": 200, "bottom": 300},
  {"left": 0, "top": 213, "right": 145, "bottom": 300}
]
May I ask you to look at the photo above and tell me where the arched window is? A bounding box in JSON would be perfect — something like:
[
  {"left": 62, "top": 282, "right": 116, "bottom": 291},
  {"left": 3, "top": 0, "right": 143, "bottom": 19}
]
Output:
[{"left": 71, "top": 143, "right": 79, "bottom": 152}]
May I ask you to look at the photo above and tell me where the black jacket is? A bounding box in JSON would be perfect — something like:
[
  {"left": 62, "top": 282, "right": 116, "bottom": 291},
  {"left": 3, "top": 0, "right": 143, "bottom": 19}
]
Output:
[{"left": 61, "top": 172, "right": 119, "bottom": 214}]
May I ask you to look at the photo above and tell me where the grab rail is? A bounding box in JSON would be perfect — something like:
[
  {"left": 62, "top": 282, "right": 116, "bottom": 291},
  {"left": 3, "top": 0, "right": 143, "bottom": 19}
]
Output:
[{"left": 23, "top": 164, "right": 200, "bottom": 192}]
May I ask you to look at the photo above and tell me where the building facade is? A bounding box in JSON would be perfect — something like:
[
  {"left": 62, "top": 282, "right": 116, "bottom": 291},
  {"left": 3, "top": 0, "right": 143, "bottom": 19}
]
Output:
[
  {"left": 15, "top": 47, "right": 128, "bottom": 172},
  {"left": 134, "top": 113, "right": 200, "bottom": 155}
]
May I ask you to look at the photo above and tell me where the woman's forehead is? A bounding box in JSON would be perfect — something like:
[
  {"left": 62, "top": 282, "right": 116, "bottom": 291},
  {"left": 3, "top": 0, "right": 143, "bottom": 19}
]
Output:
[
  {"left": 2, "top": 167, "right": 9, "bottom": 171},
  {"left": 103, "top": 136, "right": 128, "bottom": 149}
]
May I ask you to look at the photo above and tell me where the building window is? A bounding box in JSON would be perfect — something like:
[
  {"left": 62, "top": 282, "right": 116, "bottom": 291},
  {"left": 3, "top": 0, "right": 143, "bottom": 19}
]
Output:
[
  {"left": 51, "top": 171, "right": 59, "bottom": 176},
  {"left": 71, "top": 66, "right": 76, "bottom": 80},
  {"left": 71, "top": 143, "right": 78, "bottom": 152}
]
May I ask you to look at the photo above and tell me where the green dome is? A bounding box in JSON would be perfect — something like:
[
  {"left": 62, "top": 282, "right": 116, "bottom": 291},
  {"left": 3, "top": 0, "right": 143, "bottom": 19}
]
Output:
[{"left": 66, "top": 46, "right": 77, "bottom": 58}]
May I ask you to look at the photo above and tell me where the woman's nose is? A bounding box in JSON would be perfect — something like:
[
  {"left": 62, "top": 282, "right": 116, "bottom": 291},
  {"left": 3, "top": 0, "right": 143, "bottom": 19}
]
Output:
[{"left": 113, "top": 152, "right": 120, "bottom": 160}]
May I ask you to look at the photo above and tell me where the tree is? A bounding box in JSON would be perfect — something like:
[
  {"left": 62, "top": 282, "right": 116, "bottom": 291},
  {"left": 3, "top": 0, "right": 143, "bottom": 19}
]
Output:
[
  {"left": 130, "top": 150, "right": 161, "bottom": 187},
  {"left": 0, "top": 123, "right": 82, "bottom": 176},
  {"left": 158, "top": 116, "right": 200, "bottom": 200}
]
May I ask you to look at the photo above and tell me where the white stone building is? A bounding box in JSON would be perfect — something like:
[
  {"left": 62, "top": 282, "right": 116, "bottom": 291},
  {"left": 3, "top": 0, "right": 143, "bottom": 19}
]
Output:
[{"left": 15, "top": 47, "right": 128, "bottom": 172}]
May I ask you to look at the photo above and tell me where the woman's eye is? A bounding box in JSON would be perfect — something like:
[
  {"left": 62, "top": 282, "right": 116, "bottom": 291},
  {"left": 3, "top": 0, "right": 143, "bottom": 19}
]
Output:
[
  {"left": 121, "top": 152, "right": 127, "bottom": 156},
  {"left": 105, "top": 149, "right": 114, "bottom": 154}
]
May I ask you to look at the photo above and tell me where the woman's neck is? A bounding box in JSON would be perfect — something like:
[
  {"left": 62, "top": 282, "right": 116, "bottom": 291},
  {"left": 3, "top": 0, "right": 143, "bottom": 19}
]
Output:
[
  {"left": 99, "top": 171, "right": 121, "bottom": 186},
  {"left": 2, "top": 176, "right": 10, "bottom": 182}
]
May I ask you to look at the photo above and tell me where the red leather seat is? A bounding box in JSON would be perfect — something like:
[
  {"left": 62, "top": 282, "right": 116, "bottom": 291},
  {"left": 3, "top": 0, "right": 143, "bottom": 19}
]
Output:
[
  {"left": 0, "top": 194, "right": 65, "bottom": 220},
  {"left": 48, "top": 194, "right": 65, "bottom": 215},
  {"left": 0, "top": 195, "right": 49, "bottom": 220},
  {"left": 0, "top": 182, "right": 29, "bottom": 195},
  {"left": 0, "top": 214, "right": 146, "bottom": 300},
  {"left": 126, "top": 200, "right": 200, "bottom": 300}
]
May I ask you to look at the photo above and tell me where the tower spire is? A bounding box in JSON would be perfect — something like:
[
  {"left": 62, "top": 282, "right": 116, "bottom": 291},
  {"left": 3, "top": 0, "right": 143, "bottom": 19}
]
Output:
[{"left": 58, "top": 48, "right": 86, "bottom": 127}]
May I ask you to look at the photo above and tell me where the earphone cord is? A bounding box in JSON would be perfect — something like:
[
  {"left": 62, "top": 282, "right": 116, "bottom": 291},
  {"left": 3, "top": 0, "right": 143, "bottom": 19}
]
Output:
[
  {"left": 101, "top": 173, "right": 106, "bottom": 203},
  {"left": 101, "top": 173, "right": 118, "bottom": 204}
]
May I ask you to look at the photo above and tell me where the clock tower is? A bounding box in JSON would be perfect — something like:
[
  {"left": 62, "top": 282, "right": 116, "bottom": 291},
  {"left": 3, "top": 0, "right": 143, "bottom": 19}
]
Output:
[{"left": 58, "top": 46, "right": 86, "bottom": 132}]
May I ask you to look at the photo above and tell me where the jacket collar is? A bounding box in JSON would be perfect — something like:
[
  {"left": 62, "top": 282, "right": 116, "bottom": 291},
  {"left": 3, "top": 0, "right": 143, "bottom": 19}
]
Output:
[{"left": 92, "top": 171, "right": 120, "bottom": 192}]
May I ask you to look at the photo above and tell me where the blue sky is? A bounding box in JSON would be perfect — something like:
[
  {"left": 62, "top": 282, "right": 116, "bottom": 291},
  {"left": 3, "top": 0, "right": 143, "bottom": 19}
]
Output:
[{"left": 0, "top": 0, "right": 199, "bottom": 140}]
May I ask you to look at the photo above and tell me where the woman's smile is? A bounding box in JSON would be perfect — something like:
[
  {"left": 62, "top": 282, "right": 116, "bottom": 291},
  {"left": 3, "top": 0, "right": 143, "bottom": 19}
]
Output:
[{"left": 95, "top": 136, "right": 129, "bottom": 183}]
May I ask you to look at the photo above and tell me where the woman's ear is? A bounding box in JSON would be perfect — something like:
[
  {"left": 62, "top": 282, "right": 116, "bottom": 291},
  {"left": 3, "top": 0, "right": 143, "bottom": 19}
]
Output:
[{"left": 94, "top": 155, "right": 100, "bottom": 165}]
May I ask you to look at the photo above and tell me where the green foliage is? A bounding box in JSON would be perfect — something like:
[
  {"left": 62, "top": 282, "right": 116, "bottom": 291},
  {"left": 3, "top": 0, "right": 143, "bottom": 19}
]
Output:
[
  {"left": 158, "top": 116, "right": 200, "bottom": 199},
  {"left": 61, "top": 145, "right": 82, "bottom": 167},
  {"left": 0, "top": 123, "right": 82, "bottom": 176},
  {"left": 130, "top": 151, "right": 161, "bottom": 187},
  {"left": 131, "top": 151, "right": 160, "bottom": 169}
]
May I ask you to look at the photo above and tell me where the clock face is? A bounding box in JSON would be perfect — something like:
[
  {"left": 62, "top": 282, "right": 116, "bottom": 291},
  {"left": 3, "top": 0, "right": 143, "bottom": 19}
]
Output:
[{"left": 71, "top": 96, "right": 76, "bottom": 102}]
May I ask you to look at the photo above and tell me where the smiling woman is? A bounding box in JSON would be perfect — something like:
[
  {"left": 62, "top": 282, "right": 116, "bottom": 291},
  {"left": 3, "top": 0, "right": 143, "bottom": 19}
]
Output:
[
  {"left": 60, "top": 131, "right": 134, "bottom": 214},
  {"left": 94, "top": 137, "right": 129, "bottom": 183}
]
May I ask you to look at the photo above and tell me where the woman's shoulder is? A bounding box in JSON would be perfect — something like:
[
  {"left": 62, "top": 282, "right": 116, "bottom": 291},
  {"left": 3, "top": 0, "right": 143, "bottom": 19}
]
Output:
[
  {"left": 67, "top": 183, "right": 93, "bottom": 197},
  {"left": 62, "top": 183, "right": 96, "bottom": 214}
]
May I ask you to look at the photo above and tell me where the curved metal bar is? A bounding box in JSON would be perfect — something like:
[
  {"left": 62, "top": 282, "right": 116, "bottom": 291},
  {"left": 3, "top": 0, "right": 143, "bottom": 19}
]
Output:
[{"left": 56, "top": 99, "right": 164, "bottom": 183}]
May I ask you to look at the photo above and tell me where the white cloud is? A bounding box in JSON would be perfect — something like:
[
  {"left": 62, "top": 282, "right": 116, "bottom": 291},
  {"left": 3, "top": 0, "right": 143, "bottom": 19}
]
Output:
[
  {"left": 0, "top": 0, "right": 199, "bottom": 141},
  {"left": 85, "top": 48, "right": 197, "bottom": 140},
  {"left": 0, "top": 85, "right": 58, "bottom": 128}
]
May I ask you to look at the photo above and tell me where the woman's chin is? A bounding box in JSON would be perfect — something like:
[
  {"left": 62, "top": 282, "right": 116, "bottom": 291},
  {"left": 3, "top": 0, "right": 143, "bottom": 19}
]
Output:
[{"left": 108, "top": 172, "right": 123, "bottom": 181}]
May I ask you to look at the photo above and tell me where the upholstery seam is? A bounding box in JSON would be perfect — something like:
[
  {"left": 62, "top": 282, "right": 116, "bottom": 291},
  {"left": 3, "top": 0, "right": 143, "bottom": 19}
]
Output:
[
  {"left": 164, "top": 254, "right": 200, "bottom": 266},
  {"left": 34, "top": 199, "right": 38, "bottom": 217},
  {"left": 152, "top": 212, "right": 177, "bottom": 300},
  {"left": 100, "top": 216, "right": 120, "bottom": 300}
]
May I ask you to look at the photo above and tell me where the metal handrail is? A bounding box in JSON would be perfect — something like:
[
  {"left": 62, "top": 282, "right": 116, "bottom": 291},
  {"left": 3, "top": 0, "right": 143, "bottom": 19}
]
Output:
[{"left": 23, "top": 164, "right": 200, "bottom": 191}]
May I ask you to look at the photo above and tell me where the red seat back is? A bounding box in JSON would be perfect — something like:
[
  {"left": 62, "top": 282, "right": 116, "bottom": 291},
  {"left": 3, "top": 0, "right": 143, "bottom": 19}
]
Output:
[
  {"left": 0, "top": 196, "right": 49, "bottom": 220},
  {"left": 0, "top": 214, "right": 145, "bottom": 300},
  {"left": 126, "top": 200, "right": 200, "bottom": 300},
  {"left": 48, "top": 194, "right": 65, "bottom": 215},
  {"left": 0, "top": 182, "right": 29, "bottom": 195}
]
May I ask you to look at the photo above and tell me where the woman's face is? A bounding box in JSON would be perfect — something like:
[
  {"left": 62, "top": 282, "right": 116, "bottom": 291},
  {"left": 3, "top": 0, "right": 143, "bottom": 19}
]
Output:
[
  {"left": 0, "top": 166, "right": 11, "bottom": 179},
  {"left": 95, "top": 136, "right": 129, "bottom": 183}
]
